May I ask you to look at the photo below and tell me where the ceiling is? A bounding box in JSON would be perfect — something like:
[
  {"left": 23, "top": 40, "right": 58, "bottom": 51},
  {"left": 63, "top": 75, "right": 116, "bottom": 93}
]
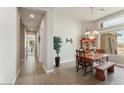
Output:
[
  {"left": 54, "top": 7, "right": 124, "bottom": 22},
  {"left": 19, "top": 7, "right": 46, "bottom": 31},
  {"left": 19, "top": 7, "right": 124, "bottom": 32}
]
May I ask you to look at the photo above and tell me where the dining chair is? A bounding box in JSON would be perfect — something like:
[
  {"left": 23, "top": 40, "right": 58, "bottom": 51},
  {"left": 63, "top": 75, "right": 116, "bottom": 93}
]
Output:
[
  {"left": 82, "top": 50, "right": 93, "bottom": 76},
  {"left": 75, "top": 49, "right": 84, "bottom": 72},
  {"left": 75, "top": 49, "right": 92, "bottom": 76},
  {"left": 96, "top": 49, "right": 106, "bottom": 53}
]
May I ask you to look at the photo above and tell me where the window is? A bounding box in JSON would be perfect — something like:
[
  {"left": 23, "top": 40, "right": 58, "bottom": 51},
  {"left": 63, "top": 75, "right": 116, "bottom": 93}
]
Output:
[
  {"left": 99, "top": 15, "right": 124, "bottom": 29},
  {"left": 100, "top": 30, "right": 124, "bottom": 54},
  {"left": 116, "top": 30, "right": 124, "bottom": 54}
]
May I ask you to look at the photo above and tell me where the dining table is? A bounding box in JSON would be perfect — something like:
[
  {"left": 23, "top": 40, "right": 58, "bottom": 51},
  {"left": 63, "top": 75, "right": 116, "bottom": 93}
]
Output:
[{"left": 84, "top": 52, "right": 109, "bottom": 73}]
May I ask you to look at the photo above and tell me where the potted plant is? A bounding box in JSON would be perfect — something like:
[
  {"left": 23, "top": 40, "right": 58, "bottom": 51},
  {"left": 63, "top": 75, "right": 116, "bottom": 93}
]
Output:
[{"left": 53, "top": 36, "right": 63, "bottom": 67}]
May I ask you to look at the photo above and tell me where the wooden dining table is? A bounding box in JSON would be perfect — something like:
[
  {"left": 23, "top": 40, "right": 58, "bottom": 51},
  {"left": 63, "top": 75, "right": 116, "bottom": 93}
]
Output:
[{"left": 84, "top": 52, "right": 109, "bottom": 73}]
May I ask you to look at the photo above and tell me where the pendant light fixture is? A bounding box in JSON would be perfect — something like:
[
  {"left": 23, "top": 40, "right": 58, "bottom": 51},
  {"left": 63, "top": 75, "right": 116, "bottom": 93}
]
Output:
[{"left": 85, "top": 7, "right": 99, "bottom": 39}]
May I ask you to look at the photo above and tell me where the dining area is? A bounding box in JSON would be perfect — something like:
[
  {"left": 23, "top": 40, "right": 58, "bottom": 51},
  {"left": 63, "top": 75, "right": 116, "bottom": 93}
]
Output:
[{"left": 75, "top": 48, "right": 115, "bottom": 81}]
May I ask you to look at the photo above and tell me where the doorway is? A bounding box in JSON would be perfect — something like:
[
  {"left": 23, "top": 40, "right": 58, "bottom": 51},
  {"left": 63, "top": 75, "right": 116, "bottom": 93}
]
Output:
[{"left": 25, "top": 32, "right": 36, "bottom": 58}]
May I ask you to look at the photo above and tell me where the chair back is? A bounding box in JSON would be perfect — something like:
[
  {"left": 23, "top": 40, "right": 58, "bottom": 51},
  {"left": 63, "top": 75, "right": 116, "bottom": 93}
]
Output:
[
  {"left": 76, "top": 49, "right": 86, "bottom": 62},
  {"left": 76, "top": 50, "right": 82, "bottom": 62},
  {"left": 96, "top": 49, "right": 106, "bottom": 53}
]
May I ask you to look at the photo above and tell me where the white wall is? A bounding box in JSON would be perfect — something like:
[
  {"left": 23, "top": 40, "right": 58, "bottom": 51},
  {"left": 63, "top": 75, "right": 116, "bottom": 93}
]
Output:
[
  {"left": 16, "top": 8, "right": 21, "bottom": 76},
  {"left": 0, "top": 8, "right": 18, "bottom": 84},
  {"left": 38, "top": 8, "right": 82, "bottom": 71},
  {"left": 37, "top": 13, "right": 48, "bottom": 70},
  {"left": 39, "top": 14, "right": 47, "bottom": 66},
  {"left": 37, "top": 16, "right": 46, "bottom": 65},
  {"left": 38, "top": 8, "right": 54, "bottom": 72},
  {"left": 46, "top": 9, "right": 54, "bottom": 70},
  {"left": 109, "top": 54, "right": 124, "bottom": 66},
  {"left": 53, "top": 13, "right": 82, "bottom": 63}
]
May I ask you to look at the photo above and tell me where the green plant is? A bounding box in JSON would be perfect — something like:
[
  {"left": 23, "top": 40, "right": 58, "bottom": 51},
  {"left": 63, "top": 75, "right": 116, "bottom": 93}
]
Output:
[
  {"left": 53, "top": 36, "right": 63, "bottom": 57},
  {"left": 29, "top": 40, "right": 35, "bottom": 47}
]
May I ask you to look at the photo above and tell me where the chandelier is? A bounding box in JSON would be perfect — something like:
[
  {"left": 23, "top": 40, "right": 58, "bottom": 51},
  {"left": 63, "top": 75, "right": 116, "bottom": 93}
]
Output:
[{"left": 84, "top": 7, "right": 99, "bottom": 39}]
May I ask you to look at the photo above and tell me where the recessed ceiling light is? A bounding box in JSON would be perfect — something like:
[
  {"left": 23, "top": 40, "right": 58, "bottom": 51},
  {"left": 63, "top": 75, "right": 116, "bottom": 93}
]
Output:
[{"left": 30, "top": 14, "right": 35, "bottom": 18}]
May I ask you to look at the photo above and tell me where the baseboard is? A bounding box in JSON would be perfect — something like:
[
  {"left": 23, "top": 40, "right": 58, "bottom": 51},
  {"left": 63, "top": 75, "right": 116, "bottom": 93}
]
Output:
[
  {"left": 36, "top": 56, "right": 42, "bottom": 63},
  {"left": 12, "top": 69, "right": 20, "bottom": 85},
  {"left": 42, "top": 58, "right": 76, "bottom": 73},
  {"left": 116, "top": 63, "right": 124, "bottom": 68},
  {"left": 42, "top": 64, "right": 54, "bottom": 73},
  {"left": 42, "top": 64, "right": 47, "bottom": 72},
  {"left": 46, "top": 69, "right": 54, "bottom": 73},
  {"left": 61, "top": 58, "right": 75, "bottom": 64},
  {"left": 38, "top": 58, "right": 41, "bottom": 63}
]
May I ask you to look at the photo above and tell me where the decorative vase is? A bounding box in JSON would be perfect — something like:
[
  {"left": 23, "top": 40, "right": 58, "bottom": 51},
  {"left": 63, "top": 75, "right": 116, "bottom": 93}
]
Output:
[{"left": 55, "top": 56, "right": 60, "bottom": 67}]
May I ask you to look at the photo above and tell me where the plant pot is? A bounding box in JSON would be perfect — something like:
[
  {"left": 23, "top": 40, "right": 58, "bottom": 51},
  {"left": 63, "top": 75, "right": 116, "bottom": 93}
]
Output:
[{"left": 55, "top": 56, "right": 60, "bottom": 67}]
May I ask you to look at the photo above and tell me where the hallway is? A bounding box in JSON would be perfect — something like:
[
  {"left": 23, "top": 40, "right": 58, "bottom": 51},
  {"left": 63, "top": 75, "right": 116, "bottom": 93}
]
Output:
[{"left": 15, "top": 55, "right": 46, "bottom": 84}]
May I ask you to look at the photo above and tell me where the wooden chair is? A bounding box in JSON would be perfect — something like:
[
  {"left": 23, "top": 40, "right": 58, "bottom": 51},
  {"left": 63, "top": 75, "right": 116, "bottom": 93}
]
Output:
[
  {"left": 75, "top": 50, "right": 92, "bottom": 76},
  {"left": 96, "top": 49, "right": 106, "bottom": 64},
  {"left": 96, "top": 49, "right": 105, "bottom": 53},
  {"left": 75, "top": 50, "right": 84, "bottom": 72}
]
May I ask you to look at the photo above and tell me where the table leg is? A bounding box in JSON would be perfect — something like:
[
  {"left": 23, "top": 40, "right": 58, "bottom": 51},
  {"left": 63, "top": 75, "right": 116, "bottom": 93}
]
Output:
[
  {"left": 91, "top": 61, "right": 93, "bottom": 74},
  {"left": 106, "top": 56, "right": 108, "bottom": 61}
]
